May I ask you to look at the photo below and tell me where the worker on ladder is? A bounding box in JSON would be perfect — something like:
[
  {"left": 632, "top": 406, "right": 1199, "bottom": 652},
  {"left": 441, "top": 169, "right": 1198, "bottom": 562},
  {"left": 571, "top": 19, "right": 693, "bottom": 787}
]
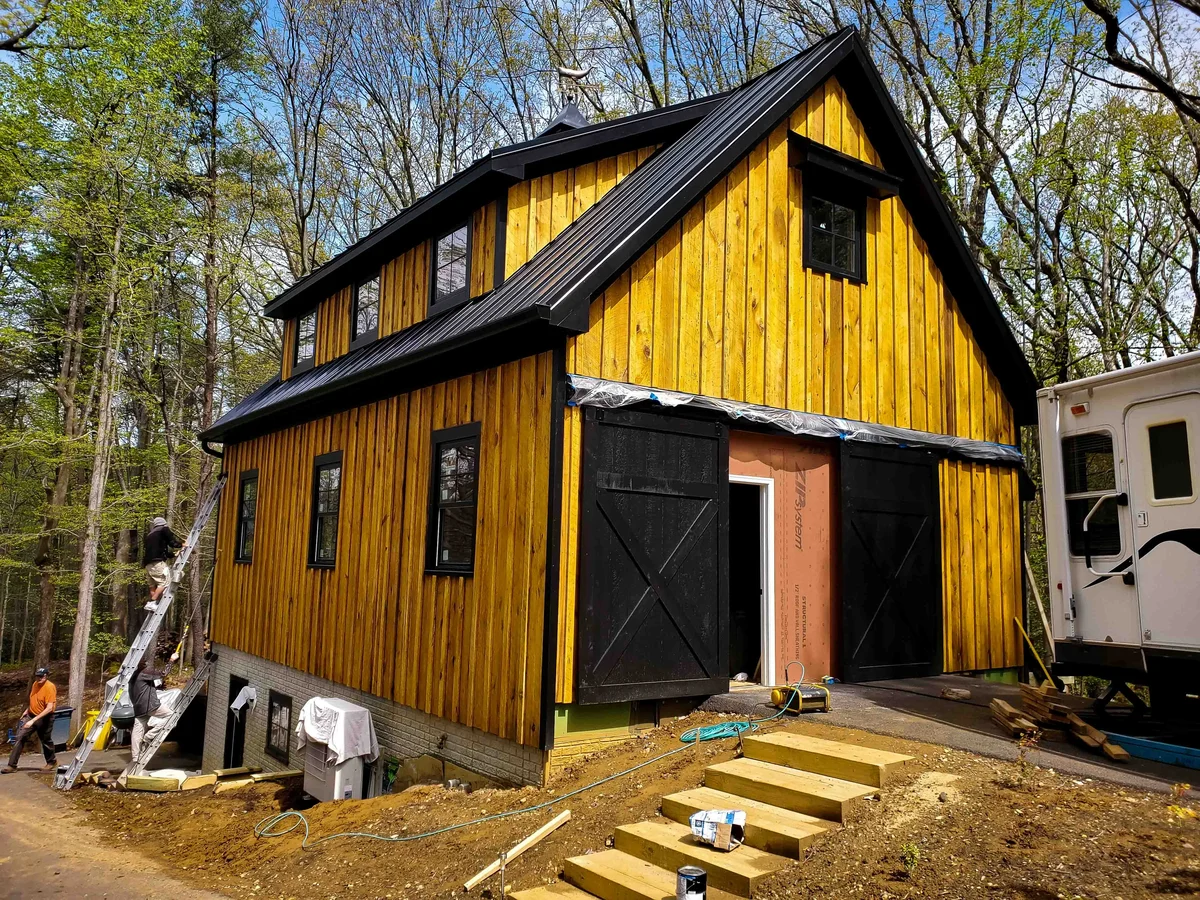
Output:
[
  {"left": 129, "top": 658, "right": 173, "bottom": 765},
  {"left": 143, "top": 516, "right": 185, "bottom": 612}
]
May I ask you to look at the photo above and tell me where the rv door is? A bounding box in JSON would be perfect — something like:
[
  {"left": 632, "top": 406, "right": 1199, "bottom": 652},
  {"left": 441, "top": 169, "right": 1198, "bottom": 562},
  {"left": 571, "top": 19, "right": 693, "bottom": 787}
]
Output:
[{"left": 1124, "top": 394, "right": 1200, "bottom": 650}]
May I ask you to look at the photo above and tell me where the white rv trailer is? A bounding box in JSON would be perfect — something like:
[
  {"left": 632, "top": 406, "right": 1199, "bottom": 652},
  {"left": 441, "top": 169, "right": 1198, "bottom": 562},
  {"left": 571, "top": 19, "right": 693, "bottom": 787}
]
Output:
[{"left": 1038, "top": 350, "right": 1200, "bottom": 718}]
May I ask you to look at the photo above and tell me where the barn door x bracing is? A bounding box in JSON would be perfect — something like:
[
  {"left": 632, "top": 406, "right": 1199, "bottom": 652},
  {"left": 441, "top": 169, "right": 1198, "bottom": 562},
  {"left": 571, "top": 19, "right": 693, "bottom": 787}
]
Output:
[
  {"left": 841, "top": 443, "right": 942, "bottom": 683},
  {"left": 576, "top": 408, "right": 729, "bottom": 704}
]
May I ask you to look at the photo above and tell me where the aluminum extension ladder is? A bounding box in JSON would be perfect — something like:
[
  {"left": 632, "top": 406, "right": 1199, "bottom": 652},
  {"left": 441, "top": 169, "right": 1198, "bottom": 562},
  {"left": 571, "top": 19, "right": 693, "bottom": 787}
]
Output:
[
  {"left": 119, "top": 652, "right": 216, "bottom": 779},
  {"left": 55, "top": 472, "right": 227, "bottom": 790}
]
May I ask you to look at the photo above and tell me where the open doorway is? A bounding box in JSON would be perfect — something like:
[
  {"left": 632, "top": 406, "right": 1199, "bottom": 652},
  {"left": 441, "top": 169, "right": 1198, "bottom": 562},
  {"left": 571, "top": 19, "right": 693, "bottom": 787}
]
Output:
[
  {"left": 224, "top": 674, "right": 248, "bottom": 769},
  {"left": 728, "top": 475, "right": 775, "bottom": 686}
]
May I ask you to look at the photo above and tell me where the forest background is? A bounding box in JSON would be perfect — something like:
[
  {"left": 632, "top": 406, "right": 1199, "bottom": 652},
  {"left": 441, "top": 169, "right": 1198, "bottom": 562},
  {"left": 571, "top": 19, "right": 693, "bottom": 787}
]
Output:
[{"left": 0, "top": 0, "right": 1196, "bottom": 723}]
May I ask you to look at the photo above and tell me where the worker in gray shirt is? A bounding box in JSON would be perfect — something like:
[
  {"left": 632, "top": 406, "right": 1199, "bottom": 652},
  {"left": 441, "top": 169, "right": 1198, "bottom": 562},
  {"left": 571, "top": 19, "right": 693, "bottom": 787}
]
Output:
[{"left": 128, "top": 659, "right": 172, "bottom": 764}]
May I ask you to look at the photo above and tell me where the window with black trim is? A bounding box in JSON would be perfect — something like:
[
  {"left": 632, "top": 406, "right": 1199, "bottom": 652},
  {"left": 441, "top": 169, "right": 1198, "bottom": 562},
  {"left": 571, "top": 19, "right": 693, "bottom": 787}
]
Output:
[
  {"left": 235, "top": 470, "right": 258, "bottom": 563},
  {"left": 805, "top": 193, "right": 865, "bottom": 281},
  {"left": 309, "top": 451, "right": 342, "bottom": 567},
  {"left": 426, "top": 423, "right": 480, "bottom": 574},
  {"left": 266, "top": 690, "right": 291, "bottom": 762},
  {"left": 294, "top": 309, "right": 316, "bottom": 372},
  {"left": 430, "top": 223, "right": 470, "bottom": 312},
  {"left": 1062, "top": 431, "right": 1121, "bottom": 556},
  {"left": 351, "top": 273, "right": 380, "bottom": 348},
  {"left": 1148, "top": 421, "right": 1193, "bottom": 500}
]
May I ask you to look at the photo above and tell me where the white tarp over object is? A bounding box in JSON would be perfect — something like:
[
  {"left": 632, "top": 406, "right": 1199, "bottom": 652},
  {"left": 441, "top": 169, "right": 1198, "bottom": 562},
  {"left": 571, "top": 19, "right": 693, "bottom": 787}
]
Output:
[
  {"left": 568, "top": 374, "right": 1023, "bottom": 465},
  {"left": 296, "top": 697, "right": 380, "bottom": 764}
]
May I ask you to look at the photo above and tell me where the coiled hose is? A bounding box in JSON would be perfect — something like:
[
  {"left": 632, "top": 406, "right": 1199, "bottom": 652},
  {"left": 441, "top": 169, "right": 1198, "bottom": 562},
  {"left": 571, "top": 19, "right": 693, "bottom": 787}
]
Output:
[{"left": 255, "top": 686, "right": 799, "bottom": 850}]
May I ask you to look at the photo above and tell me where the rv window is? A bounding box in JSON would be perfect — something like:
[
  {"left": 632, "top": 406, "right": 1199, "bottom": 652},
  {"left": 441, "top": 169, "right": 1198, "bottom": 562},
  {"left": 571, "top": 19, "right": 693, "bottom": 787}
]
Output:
[
  {"left": 1061, "top": 432, "right": 1121, "bottom": 557},
  {"left": 1148, "top": 421, "right": 1193, "bottom": 500}
]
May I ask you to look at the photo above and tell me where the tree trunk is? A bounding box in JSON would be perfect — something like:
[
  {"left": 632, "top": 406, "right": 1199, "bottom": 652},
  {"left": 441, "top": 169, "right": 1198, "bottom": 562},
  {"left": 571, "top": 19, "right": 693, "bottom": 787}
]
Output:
[
  {"left": 67, "top": 221, "right": 124, "bottom": 732},
  {"left": 113, "top": 528, "right": 134, "bottom": 640}
]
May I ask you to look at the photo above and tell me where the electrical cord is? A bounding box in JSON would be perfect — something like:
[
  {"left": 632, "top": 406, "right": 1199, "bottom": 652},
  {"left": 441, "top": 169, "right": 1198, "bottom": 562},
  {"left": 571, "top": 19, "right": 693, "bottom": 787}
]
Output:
[{"left": 254, "top": 686, "right": 801, "bottom": 850}]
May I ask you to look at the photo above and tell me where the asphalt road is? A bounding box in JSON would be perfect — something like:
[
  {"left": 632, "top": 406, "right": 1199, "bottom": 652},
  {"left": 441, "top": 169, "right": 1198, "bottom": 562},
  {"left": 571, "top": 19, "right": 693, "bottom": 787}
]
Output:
[{"left": 0, "top": 767, "right": 225, "bottom": 899}]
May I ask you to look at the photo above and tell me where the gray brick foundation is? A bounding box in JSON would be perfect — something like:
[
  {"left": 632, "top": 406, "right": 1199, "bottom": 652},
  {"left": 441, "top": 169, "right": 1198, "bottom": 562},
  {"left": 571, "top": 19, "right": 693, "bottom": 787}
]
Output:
[{"left": 202, "top": 643, "right": 546, "bottom": 786}]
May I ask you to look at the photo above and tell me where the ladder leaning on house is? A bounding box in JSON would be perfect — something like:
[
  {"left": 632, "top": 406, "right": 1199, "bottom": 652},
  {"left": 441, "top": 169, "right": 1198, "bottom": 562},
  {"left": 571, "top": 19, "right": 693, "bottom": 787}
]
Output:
[{"left": 54, "top": 472, "right": 227, "bottom": 791}]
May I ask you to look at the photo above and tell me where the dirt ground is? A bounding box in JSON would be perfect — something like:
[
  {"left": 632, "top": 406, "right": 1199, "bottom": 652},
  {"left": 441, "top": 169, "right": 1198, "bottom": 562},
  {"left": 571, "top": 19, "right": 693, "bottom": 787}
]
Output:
[
  {"left": 58, "top": 713, "right": 1199, "bottom": 900},
  {"left": 3, "top": 665, "right": 1197, "bottom": 900}
]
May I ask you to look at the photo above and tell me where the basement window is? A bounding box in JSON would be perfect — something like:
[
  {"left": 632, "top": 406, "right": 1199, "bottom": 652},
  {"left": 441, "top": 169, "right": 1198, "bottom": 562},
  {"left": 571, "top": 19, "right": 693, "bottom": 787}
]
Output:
[
  {"left": 426, "top": 423, "right": 480, "bottom": 575},
  {"left": 351, "top": 272, "right": 380, "bottom": 349},
  {"left": 294, "top": 309, "right": 316, "bottom": 374},
  {"left": 309, "top": 451, "right": 342, "bottom": 568},
  {"left": 235, "top": 470, "right": 258, "bottom": 563},
  {"left": 266, "top": 690, "right": 291, "bottom": 763},
  {"left": 429, "top": 222, "right": 471, "bottom": 313},
  {"left": 1062, "top": 431, "right": 1121, "bottom": 557}
]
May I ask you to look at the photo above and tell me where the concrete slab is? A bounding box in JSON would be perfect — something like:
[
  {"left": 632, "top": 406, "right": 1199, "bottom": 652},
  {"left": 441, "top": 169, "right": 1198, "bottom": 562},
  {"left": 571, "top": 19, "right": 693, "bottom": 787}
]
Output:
[{"left": 702, "top": 675, "right": 1199, "bottom": 794}]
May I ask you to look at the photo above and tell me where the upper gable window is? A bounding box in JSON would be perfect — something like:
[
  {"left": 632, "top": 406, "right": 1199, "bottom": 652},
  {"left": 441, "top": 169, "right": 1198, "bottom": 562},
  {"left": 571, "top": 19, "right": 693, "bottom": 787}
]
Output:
[
  {"left": 294, "top": 309, "right": 316, "bottom": 373},
  {"left": 430, "top": 223, "right": 470, "bottom": 312},
  {"left": 805, "top": 193, "right": 864, "bottom": 281},
  {"left": 351, "top": 273, "right": 380, "bottom": 349}
]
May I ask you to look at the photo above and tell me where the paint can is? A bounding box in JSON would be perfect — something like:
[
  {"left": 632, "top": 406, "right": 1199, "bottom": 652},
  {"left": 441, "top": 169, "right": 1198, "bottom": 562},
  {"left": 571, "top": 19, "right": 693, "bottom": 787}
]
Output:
[{"left": 676, "top": 865, "right": 707, "bottom": 900}]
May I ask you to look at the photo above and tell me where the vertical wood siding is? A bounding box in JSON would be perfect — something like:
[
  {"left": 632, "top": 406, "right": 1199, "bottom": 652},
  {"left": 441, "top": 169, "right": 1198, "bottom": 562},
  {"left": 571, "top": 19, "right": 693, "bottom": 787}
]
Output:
[
  {"left": 556, "top": 77, "right": 1021, "bottom": 695},
  {"left": 940, "top": 460, "right": 1022, "bottom": 671},
  {"left": 212, "top": 352, "right": 554, "bottom": 747}
]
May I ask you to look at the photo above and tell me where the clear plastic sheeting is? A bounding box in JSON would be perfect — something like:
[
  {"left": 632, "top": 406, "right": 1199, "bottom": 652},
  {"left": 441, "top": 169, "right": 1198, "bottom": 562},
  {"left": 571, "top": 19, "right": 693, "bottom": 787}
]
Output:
[{"left": 567, "top": 374, "right": 1023, "bottom": 465}]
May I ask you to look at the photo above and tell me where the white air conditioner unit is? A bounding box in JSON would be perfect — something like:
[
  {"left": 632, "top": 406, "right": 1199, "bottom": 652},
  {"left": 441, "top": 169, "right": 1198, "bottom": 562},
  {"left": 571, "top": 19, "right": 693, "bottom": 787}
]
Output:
[{"left": 303, "top": 741, "right": 363, "bottom": 802}]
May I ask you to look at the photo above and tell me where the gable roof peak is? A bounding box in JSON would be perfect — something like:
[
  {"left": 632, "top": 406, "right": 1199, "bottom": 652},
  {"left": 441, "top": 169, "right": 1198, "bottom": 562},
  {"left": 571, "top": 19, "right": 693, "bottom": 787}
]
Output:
[{"left": 540, "top": 101, "right": 590, "bottom": 135}]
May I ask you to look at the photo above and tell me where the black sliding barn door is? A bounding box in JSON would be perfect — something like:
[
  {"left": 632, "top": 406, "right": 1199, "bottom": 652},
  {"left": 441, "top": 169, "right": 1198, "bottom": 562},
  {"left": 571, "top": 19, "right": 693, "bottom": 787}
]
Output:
[
  {"left": 841, "top": 443, "right": 942, "bottom": 683},
  {"left": 576, "top": 408, "right": 729, "bottom": 704}
]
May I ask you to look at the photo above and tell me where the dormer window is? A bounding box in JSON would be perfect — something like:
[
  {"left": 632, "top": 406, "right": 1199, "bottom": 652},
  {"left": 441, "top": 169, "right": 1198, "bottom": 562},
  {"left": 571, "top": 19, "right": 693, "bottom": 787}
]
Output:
[
  {"left": 294, "top": 309, "right": 316, "bottom": 374},
  {"left": 351, "top": 273, "right": 380, "bottom": 349},
  {"left": 430, "top": 222, "right": 471, "bottom": 313}
]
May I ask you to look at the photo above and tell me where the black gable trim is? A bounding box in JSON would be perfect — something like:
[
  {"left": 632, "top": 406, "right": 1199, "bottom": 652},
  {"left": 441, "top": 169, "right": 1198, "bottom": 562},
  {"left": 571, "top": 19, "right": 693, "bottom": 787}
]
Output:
[{"left": 788, "top": 133, "right": 902, "bottom": 198}]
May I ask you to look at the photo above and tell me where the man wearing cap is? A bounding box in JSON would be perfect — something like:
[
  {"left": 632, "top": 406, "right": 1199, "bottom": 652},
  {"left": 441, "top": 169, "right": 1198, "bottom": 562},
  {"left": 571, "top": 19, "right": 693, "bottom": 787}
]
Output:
[
  {"left": 143, "top": 516, "right": 185, "bottom": 612},
  {"left": 3, "top": 667, "right": 58, "bottom": 773}
]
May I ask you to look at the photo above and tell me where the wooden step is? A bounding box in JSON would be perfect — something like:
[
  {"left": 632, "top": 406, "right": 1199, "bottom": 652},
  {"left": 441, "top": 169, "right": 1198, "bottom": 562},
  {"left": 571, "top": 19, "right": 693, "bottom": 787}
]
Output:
[
  {"left": 510, "top": 883, "right": 599, "bottom": 900},
  {"left": 742, "top": 731, "right": 914, "bottom": 788},
  {"left": 661, "top": 786, "right": 833, "bottom": 859},
  {"left": 705, "top": 757, "right": 877, "bottom": 822},
  {"left": 564, "top": 849, "right": 740, "bottom": 900},
  {"left": 613, "top": 820, "right": 791, "bottom": 897}
]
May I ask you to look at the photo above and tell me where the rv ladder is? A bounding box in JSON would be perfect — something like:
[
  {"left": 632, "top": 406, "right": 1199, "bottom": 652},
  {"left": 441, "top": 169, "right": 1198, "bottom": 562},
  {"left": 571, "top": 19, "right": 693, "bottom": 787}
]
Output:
[
  {"left": 119, "top": 652, "right": 217, "bottom": 779},
  {"left": 54, "top": 472, "right": 227, "bottom": 791}
]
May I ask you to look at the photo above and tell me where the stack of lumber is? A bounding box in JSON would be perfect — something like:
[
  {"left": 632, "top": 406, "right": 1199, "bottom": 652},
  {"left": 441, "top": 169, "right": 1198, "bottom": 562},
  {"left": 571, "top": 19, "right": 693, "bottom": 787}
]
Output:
[
  {"left": 121, "top": 765, "right": 303, "bottom": 793},
  {"left": 1018, "top": 683, "right": 1073, "bottom": 740},
  {"left": 990, "top": 698, "right": 1039, "bottom": 736}
]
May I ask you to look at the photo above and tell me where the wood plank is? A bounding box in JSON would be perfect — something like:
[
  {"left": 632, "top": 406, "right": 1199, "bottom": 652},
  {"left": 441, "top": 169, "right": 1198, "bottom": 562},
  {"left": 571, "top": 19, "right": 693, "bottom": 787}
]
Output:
[
  {"left": 704, "top": 758, "right": 876, "bottom": 823},
  {"left": 602, "top": 271, "right": 631, "bottom": 383},
  {"left": 723, "top": 159, "right": 748, "bottom": 401},
  {"left": 651, "top": 222, "right": 682, "bottom": 389},
  {"left": 565, "top": 849, "right": 740, "bottom": 900},
  {"left": 785, "top": 165, "right": 805, "bottom": 410},
  {"left": 661, "top": 787, "right": 831, "bottom": 859},
  {"left": 678, "top": 203, "right": 704, "bottom": 394},
  {"left": 629, "top": 247, "right": 656, "bottom": 387},
  {"left": 511, "top": 884, "right": 597, "bottom": 900},
  {"left": 764, "top": 124, "right": 788, "bottom": 409},
  {"left": 745, "top": 137, "right": 768, "bottom": 406},
  {"left": 742, "top": 732, "right": 914, "bottom": 788},
  {"left": 700, "top": 180, "right": 727, "bottom": 398},
  {"left": 613, "top": 820, "right": 791, "bottom": 897},
  {"left": 876, "top": 198, "right": 894, "bottom": 424}
]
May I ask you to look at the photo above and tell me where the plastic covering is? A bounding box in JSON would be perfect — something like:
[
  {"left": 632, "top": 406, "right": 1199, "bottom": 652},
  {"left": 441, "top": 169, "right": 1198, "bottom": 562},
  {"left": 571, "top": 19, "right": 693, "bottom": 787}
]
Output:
[{"left": 567, "top": 374, "right": 1023, "bottom": 465}]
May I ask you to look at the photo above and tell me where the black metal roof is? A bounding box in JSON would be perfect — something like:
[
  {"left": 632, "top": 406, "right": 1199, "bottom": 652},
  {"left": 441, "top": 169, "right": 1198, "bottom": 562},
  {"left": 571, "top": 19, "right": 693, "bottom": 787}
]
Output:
[{"left": 205, "top": 28, "right": 1037, "bottom": 443}]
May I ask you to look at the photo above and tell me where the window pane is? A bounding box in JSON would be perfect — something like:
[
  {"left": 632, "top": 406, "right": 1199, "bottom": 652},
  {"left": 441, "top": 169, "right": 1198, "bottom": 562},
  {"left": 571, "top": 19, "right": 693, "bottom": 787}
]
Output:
[
  {"left": 1149, "top": 421, "right": 1193, "bottom": 499},
  {"left": 1062, "top": 432, "right": 1116, "bottom": 494},
  {"left": 242, "top": 521, "right": 254, "bottom": 559},
  {"left": 317, "top": 515, "right": 337, "bottom": 560},
  {"left": 434, "top": 226, "right": 469, "bottom": 302},
  {"left": 297, "top": 311, "right": 316, "bottom": 361},
  {"left": 832, "top": 203, "right": 856, "bottom": 239},
  {"left": 355, "top": 277, "right": 379, "bottom": 338},
  {"left": 810, "top": 229, "right": 832, "bottom": 265},
  {"left": 810, "top": 198, "right": 833, "bottom": 232},
  {"left": 438, "top": 506, "right": 476, "bottom": 566},
  {"left": 1067, "top": 497, "right": 1121, "bottom": 556},
  {"left": 833, "top": 236, "right": 854, "bottom": 272}
]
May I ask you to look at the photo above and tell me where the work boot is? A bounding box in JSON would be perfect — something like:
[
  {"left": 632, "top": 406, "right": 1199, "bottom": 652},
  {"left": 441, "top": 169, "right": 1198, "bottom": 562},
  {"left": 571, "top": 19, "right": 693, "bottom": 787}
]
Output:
[
  {"left": 40, "top": 764, "right": 57, "bottom": 773},
  {"left": 1, "top": 766, "right": 16, "bottom": 774},
  {"left": 144, "top": 601, "right": 158, "bottom": 612}
]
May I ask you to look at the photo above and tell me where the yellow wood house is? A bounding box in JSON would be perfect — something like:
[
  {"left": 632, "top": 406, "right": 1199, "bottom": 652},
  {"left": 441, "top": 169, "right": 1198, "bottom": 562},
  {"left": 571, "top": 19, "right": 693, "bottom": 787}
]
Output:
[{"left": 200, "top": 28, "right": 1038, "bottom": 785}]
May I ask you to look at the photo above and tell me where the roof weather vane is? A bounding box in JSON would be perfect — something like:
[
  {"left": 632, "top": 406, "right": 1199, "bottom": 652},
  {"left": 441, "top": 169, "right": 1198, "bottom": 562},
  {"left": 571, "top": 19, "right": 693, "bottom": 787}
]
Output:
[{"left": 556, "top": 65, "right": 592, "bottom": 108}]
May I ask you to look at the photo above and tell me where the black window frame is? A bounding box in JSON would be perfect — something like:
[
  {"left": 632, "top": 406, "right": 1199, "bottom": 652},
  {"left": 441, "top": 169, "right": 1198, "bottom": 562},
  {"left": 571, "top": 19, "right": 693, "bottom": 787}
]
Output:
[
  {"left": 425, "top": 422, "right": 481, "bottom": 576},
  {"left": 803, "top": 188, "right": 867, "bottom": 283},
  {"left": 308, "top": 450, "right": 343, "bottom": 568},
  {"left": 1061, "top": 429, "right": 1123, "bottom": 558},
  {"left": 265, "top": 689, "right": 292, "bottom": 763},
  {"left": 235, "top": 469, "right": 259, "bottom": 564},
  {"left": 293, "top": 309, "right": 317, "bottom": 375},
  {"left": 428, "top": 220, "right": 473, "bottom": 315},
  {"left": 350, "top": 271, "right": 381, "bottom": 350}
]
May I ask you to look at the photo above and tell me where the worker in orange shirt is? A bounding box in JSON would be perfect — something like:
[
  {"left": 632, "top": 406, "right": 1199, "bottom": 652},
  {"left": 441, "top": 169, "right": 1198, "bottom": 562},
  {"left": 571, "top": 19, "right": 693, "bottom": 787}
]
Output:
[{"left": 3, "top": 667, "right": 58, "bottom": 773}]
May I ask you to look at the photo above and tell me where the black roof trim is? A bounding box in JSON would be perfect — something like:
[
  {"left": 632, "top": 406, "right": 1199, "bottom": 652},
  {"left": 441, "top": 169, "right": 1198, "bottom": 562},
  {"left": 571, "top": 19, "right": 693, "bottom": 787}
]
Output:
[
  {"left": 262, "top": 93, "right": 727, "bottom": 321},
  {"left": 788, "top": 133, "right": 902, "bottom": 198}
]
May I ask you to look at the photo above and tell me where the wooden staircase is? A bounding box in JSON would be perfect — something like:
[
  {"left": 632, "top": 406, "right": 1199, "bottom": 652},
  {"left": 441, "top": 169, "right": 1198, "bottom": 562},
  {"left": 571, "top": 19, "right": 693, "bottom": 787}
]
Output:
[{"left": 511, "top": 729, "right": 914, "bottom": 900}]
